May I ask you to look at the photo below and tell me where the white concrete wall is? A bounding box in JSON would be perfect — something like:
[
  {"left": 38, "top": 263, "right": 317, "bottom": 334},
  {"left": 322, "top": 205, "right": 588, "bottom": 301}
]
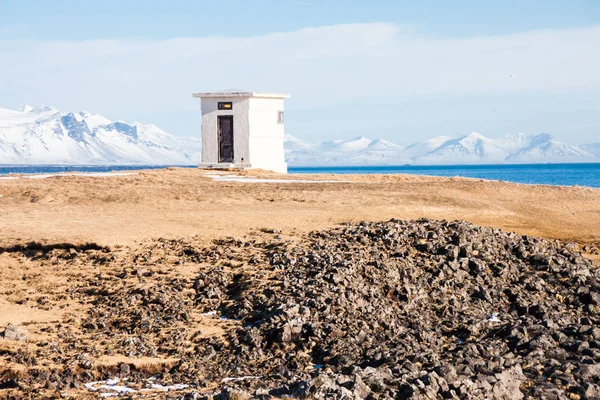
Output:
[
  {"left": 200, "top": 97, "right": 250, "bottom": 164},
  {"left": 199, "top": 96, "right": 287, "bottom": 173},
  {"left": 248, "top": 98, "right": 287, "bottom": 173}
]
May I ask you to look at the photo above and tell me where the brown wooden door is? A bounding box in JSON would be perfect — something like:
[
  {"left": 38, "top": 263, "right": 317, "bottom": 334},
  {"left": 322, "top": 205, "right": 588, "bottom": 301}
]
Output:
[{"left": 218, "top": 115, "right": 234, "bottom": 163}]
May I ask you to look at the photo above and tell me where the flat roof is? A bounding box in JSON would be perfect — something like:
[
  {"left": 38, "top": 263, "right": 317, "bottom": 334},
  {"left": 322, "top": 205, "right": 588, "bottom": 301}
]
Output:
[{"left": 192, "top": 91, "right": 290, "bottom": 99}]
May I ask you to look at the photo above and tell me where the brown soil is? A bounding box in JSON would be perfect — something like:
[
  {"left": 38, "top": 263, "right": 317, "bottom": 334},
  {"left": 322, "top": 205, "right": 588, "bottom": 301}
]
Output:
[{"left": 0, "top": 167, "right": 599, "bottom": 397}]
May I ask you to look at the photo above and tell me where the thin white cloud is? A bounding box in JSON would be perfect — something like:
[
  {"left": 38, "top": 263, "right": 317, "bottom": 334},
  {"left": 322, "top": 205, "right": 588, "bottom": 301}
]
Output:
[{"left": 0, "top": 23, "right": 599, "bottom": 129}]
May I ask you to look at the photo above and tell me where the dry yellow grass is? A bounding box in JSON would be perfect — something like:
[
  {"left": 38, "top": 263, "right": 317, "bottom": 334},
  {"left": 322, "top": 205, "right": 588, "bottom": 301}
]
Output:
[{"left": 1, "top": 167, "right": 599, "bottom": 247}]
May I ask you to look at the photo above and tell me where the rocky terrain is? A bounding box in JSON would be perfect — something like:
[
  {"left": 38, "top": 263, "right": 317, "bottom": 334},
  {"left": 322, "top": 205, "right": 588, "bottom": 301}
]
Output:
[{"left": 1, "top": 219, "right": 600, "bottom": 399}]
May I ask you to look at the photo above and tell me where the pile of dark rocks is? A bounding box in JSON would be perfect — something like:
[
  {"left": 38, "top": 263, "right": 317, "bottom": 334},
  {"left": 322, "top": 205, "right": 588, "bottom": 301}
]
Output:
[
  {"left": 2, "top": 219, "right": 600, "bottom": 399},
  {"left": 189, "top": 219, "right": 600, "bottom": 399}
]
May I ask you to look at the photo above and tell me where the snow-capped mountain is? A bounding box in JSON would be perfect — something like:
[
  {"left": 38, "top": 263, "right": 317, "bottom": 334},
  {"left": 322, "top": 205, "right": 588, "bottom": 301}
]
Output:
[
  {"left": 284, "top": 135, "right": 410, "bottom": 166},
  {"left": 506, "top": 133, "right": 596, "bottom": 163},
  {"left": 582, "top": 143, "right": 600, "bottom": 159},
  {"left": 400, "top": 136, "right": 453, "bottom": 160},
  {"left": 340, "top": 139, "right": 407, "bottom": 165},
  {"left": 1, "top": 105, "right": 597, "bottom": 166},
  {"left": 0, "top": 106, "right": 201, "bottom": 165},
  {"left": 284, "top": 133, "right": 599, "bottom": 166},
  {"left": 414, "top": 132, "right": 509, "bottom": 164}
]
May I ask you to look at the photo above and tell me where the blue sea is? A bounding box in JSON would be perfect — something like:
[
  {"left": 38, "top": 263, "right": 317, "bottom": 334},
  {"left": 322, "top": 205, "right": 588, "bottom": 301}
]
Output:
[
  {"left": 289, "top": 164, "right": 600, "bottom": 188},
  {"left": 0, "top": 164, "right": 599, "bottom": 189}
]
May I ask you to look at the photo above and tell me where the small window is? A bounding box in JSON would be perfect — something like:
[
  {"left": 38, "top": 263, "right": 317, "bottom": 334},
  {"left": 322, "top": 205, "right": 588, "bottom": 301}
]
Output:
[
  {"left": 278, "top": 111, "right": 284, "bottom": 124},
  {"left": 218, "top": 102, "right": 233, "bottom": 110}
]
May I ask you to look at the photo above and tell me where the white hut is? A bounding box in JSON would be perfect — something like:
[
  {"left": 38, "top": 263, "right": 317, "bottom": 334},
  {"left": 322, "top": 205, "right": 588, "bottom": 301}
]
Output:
[{"left": 192, "top": 90, "right": 290, "bottom": 174}]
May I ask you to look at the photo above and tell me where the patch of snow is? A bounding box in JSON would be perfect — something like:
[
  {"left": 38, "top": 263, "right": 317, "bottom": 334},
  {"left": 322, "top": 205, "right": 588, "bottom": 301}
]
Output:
[
  {"left": 75, "top": 172, "right": 138, "bottom": 177},
  {"left": 85, "top": 377, "right": 190, "bottom": 396},
  {"left": 222, "top": 376, "right": 261, "bottom": 383},
  {"left": 84, "top": 381, "right": 101, "bottom": 391},
  {"left": 98, "top": 384, "right": 136, "bottom": 394},
  {"left": 488, "top": 313, "right": 501, "bottom": 322},
  {"left": 147, "top": 383, "right": 190, "bottom": 391},
  {"left": 78, "top": 111, "right": 113, "bottom": 130},
  {"left": 24, "top": 174, "right": 62, "bottom": 179},
  {"left": 5, "top": 172, "right": 139, "bottom": 180},
  {"left": 205, "top": 174, "right": 349, "bottom": 184}
]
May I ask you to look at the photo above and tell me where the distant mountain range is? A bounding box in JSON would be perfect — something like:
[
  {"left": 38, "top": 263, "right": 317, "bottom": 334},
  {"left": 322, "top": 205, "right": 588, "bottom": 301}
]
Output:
[
  {"left": 286, "top": 133, "right": 600, "bottom": 166},
  {"left": 0, "top": 105, "right": 598, "bottom": 166}
]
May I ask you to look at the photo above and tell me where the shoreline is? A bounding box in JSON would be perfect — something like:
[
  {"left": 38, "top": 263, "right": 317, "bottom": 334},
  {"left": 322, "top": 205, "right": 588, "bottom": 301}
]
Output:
[{"left": 0, "top": 163, "right": 599, "bottom": 189}]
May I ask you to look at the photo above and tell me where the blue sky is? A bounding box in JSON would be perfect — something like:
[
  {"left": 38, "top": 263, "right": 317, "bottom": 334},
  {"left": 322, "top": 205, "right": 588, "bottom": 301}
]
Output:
[
  {"left": 1, "top": 0, "right": 599, "bottom": 144},
  {"left": 2, "top": 0, "right": 598, "bottom": 40}
]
